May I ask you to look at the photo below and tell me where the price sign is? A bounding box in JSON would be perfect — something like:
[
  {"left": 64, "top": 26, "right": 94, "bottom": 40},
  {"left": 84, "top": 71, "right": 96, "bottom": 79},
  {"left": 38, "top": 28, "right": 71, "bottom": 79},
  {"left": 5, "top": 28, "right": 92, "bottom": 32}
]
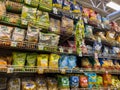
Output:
[
  {"left": 60, "top": 69, "right": 66, "bottom": 74},
  {"left": 59, "top": 47, "right": 64, "bottom": 53},
  {"left": 11, "top": 42, "right": 17, "bottom": 47},
  {"left": 38, "top": 68, "right": 44, "bottom": 74},
  {"left": 68, "top": 48, "right": 73, "bottom": 54},
  {"left": 38, "top": 45, "right": 44, "bottom": 50},
  {"left": 7, "top": 68, "right": 14, "bottom": 73},
  {"left": 94, "top": 52, "right": 98, "bottom": 59}
]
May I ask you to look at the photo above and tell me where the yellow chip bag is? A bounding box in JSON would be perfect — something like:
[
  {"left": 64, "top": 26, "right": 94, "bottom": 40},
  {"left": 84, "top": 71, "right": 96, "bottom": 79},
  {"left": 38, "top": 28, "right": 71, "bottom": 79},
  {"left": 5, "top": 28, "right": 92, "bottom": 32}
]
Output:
[
  {"left": 49, "top": 54, "right": 60, "bottom": 69},
  {"left": 37, "top": 54, "right": 49, "bottom": 68}
]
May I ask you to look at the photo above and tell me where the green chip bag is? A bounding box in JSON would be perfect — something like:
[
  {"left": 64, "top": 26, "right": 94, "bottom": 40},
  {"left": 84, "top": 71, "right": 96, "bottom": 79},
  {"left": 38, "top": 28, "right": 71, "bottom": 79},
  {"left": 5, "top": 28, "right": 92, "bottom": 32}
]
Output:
[
  {"left": 39, "top": 0, "right": 52, "bottom": 12},
  {"left": 26, "top": 53, "right": 37, "bottom": 67},
  {"left": 21, "top": 6, "right": 37, "bottom": 25},
  {"left": 12, "top": 52, "right": 26, "bottom": 67},
  {"left": 24, "top": 0, "right": 39, "bottom": 7}
]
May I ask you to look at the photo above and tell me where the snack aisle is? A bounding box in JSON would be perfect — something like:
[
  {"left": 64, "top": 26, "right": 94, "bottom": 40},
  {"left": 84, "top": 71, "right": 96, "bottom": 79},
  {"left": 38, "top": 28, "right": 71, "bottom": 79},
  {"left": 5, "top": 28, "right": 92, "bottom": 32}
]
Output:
[{"left": 0, "top": 0, "right": 120, "bottom": 90}]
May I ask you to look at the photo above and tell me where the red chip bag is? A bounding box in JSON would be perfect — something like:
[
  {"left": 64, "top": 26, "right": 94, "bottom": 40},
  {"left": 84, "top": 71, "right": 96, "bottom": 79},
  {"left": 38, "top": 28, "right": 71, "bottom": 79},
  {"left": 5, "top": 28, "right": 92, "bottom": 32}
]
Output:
[{"left": 79, "top": 75, "right": 88, "bottom": 88}]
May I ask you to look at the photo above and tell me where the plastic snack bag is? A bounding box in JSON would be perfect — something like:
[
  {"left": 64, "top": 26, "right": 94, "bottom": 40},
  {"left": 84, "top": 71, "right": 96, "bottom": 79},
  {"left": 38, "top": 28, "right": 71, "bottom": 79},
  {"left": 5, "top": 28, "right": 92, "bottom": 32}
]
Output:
[
  {"left": 85, "top": 72, "right": 97, "bottom": 88},
  {"left": 39, "top": 0, "right": 52, "bottom": 12},
  {"left": 79, "top": 75, "right": 88, "bottom": 88},
  {"left": 103, "top": 73, "right": 112, "bottom": 87},
  {"left": 8, "top": 78, "right": 21, "bottom": 90},
  {"left": 26, "top": 53, "right": 37, "bottom": 67},
  {"left": 49, "top": 18, "right": 60, "bottom": 34},
  {"left": 49, "top": 54, "right": 60, "bottom": 69},
  {"left": 21, "top": 6, "right": 37, "bottom": 25},
  {"left": 59, "top": 55, "right": 69, "bottom": 69},
  {"left": 37, "top": 54, "right": 49, "bottom": 68},
  {"left": 6, "top": 1, "right": 23, "bottom": 13},
  {"left": 68, "top": 55, "right": 77, "bottom": 69},
  {"left": 12, "top": 27, "right": 25, "bottom": 42},
  {"left": 26, "top": 26, "right": 39, "bottom": 43},
  {"left": 3, "top": 13, "right": 21, "bottom": 25},
  {"left": 63, "top": 0, "right": 70, "bottom": 11},
  {"left": 70, "top": 76, "right": 79, "bottom": 88},
  {"left": 22, "top": 81, "right": 36, "bottom": 90},
  {"left": 36, "top": 77, "right": 47, "bottom": 90},
  {"left": 36, "top": 10, "right": 50, "bottom": 29},
  {"left": 47, "top": 77, "right": 58, "bottom": 90},
  {"left": 58, "top": 76, "right": 70, "bottom": 89},
  {"left": 24, "top": 0, "right": 39, "bottom": 7},
  {"left": 12, "top": 52, "right": 26, "bottom": 67},
  {"left": 0, "top": 25, "right": 13, "bottom": 40},
  {"left": 61, "top": 16, "right": 73, "bottom": 35},
  {"left": 96, "top": 76, "right": 103, "bottom": 87},
  {"left": 53, "top": 0, "right": 63, "bottom": 9},
  {"left": 0, "top": 1, "right": 6, "bottom": 19},
  {"left": 81, "top": 57, "right": 92, "bottom": 68}
]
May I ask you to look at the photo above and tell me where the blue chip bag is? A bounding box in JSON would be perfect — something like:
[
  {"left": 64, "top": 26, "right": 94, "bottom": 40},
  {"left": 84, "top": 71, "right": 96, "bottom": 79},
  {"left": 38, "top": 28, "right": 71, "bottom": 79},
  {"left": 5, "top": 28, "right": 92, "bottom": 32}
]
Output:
[
  {"left": 53, "top": 0, "right": 63, "bottom": 8},
  {"left": 68, "top": 55, "right": 77, "bottom": 69},
  {"left": 59, "top": 55, "right": 69, "bottom": 68},
  {"left": 70, "top": 76, "right": 79, "bottom": 88},
  {"left": 85, "top": 72, "right": 97, "bottom": 88}
]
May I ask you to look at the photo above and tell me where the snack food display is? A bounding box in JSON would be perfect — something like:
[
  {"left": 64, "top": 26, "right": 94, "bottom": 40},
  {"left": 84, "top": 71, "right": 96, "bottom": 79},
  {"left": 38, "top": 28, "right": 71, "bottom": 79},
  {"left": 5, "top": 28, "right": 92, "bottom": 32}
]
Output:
[
  {"left": 37, "top": 54, "right": 49, "bottom": 68},
  {"left": 12, "top": 27, "right": 25, "bottom": 42}
]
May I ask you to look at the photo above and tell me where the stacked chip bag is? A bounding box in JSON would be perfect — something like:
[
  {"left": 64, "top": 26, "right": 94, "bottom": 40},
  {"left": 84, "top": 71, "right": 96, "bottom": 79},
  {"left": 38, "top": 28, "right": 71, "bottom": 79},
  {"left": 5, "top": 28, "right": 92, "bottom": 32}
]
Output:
[
  {"left": 96, "top": 76, "right": 103, "bottom": 87},
  {"left": 79, "top": 75, "right": 88, "bottom": 88},
  {"left": 21, "top": 6, "right": 37, "bottom": 25},
  {"left": 58, "top": 76, "right": 70, "bottom": 90},
  {"left": 12, "top": 27, "right": 25, "bottom": 42},
  {"left": 59, "top": 55, "right": 77, "bottom": 69},
  {"left": 85, "top": 72, "right": 97, "bottom": 88},
  {"left": 24, "top": 0, "right": 39, "bottom": 7},
  {"left": 26, "top": 26, "right": 39, "bottom": 43},
  {"left": 53, "top": 0, "right": 63, "bottom": 9},
  {"left": 36, "top": 10, "right": 50, "bottom": 29},
  {"left": 70, "top": 76, "right": 79, "bottom": 88},
  {"left": 39, "top": 0, "right": 52, "bottom": 12}
]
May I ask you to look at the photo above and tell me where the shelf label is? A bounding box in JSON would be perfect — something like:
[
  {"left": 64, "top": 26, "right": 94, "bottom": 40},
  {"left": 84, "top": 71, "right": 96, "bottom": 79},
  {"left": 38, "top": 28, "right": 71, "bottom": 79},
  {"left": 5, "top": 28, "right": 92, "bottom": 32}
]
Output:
[
  {"left": 11, "top": 42, "right": 17, "bottom": 47},
  {"left": 60, "top": 69, "right": 66, "bottom": 74},
  {"left": 7, "top": 68, "right": 14, "bottom": 73},
  {"left": 53, "top": 8, "right": 58, "bottom": 14},
  {"left": 68, "top": 48, "right": 73, "bottom": 54},
  {"left": 38, "top": 45, "right": 44, "bottom": 50},
  {"left": 38, "top": 68, "right": 44, "bottom": 74},
  {"left": 94, "top": 52, "right": 98, "bottom": 59},
  {"left": 59, "top": 47, "right": 64, "bottom": 53}
]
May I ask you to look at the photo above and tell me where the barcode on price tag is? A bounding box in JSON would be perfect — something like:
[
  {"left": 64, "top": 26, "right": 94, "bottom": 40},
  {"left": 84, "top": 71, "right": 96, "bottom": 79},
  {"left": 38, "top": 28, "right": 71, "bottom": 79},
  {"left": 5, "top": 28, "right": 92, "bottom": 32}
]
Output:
[{"left": 11, "top": 42, "right": 17, "bottom": 47}]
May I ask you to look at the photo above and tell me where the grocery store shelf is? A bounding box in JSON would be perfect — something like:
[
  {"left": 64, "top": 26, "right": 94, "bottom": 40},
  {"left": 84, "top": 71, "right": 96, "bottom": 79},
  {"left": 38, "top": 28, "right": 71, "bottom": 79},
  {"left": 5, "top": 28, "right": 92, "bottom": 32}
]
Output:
[{"left": 0, "top": 66, "right": 120, "bottom": 74}]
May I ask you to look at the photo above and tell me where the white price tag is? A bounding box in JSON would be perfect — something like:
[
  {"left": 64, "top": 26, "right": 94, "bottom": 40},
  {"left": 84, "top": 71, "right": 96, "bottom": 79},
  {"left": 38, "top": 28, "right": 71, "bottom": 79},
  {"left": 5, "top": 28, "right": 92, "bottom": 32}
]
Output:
[
  {"left": 68, "top": 48, "right": 73, "bottom": 54},
  {"left": 79, "top": 52, "right": 82, "bottom": 57},
  {"left": 38, "top": 68, "right": 44, "bottom": 74},
  {"left": 98, "top": 37, "right": 101, "bottom": 43},
  {"left": 53, "top": 8, "right": 58, "bottom": 14},
  {"left": 94, "top": 52, "right": 98, "bottom": 59},
  {"left": 11, "top": 42, "right": 17, "bottom": 47},
  {"left": 101, "top": 23, "right": 104, "bottom": 28},
  {"left": 38, "top": 45, "right": 44, "bottom": 50},
  {"left": 61, "top": 69, "right": 66, "bottom": 74},
  {"left": 59, "top": 47, "right": 64, "bottom": 52},
  {"left": 7, "top": 68, "right": 14, "bottom": 73},
  {"left": 84, "top": 18, "right": 88, "bottom": 23}
]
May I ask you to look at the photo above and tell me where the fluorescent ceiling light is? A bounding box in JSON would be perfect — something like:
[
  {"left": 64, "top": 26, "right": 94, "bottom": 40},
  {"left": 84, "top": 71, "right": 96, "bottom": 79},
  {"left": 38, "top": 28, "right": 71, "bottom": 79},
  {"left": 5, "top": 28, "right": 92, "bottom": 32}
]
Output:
[{"left": 106, "top": 1, "right": 120, "bottom": 11}]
